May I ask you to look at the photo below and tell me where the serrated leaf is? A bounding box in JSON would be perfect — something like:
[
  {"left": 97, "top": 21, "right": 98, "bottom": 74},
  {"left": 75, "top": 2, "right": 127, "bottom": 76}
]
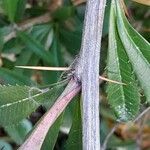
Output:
[
  {"left": 5, "top": 119, "right": 32, "bottom": 145},
  {"left": 0, "top": 82, "right": 66, "bottom": 126},
  {"left": 115, "top": 0, "right": 150, "bottom": 102},
  {"left": 107, "top": 2, "right": 140, "bottom": 121},
  {"left": 64, "top": 99, "right": 82, "bottom": 150},
  {"left": 0, "top": 68, "right": 33, "bottom": 85}
]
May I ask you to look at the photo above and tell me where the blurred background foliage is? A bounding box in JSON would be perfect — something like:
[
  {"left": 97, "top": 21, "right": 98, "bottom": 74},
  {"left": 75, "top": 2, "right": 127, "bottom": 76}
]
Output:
[{"left": 0, "top": 0, "right": 149, "bottom": 149}]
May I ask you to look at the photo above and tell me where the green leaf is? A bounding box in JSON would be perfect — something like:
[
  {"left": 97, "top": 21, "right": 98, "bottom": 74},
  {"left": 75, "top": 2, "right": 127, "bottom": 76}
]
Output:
[
  {"left": 115, "top": 0, "right": 150, "bottom": 102},
  {"left": 60, "top": 101, "right": 74, "bottom": 134},
  {"left": 18, "top": 32, "right": 55, "bottom": 65},
  {"left": 0, "top": 81, "right": 66, "bottom": 126},
  {"left": 42, "top": 35, "right": 63, "bottom": 84},
  {"left": 52, "top": 6, "right": 75, "bottom": 21},
  {"left": 0, "top": 140, "right": 13, "bottom": 150},
  {"left": 31, "top": 24, "right": 51, "bottom": 42},
  {"left": 121, "top": 5, "right": 150, "bottom": 64},
  {"left": 64, "top": 98, "right": 82, "bottom": 150},
  {"left": 5, "top": 119, "right": 32, "bottom": 145},
  {"left": 102, "top": 0, "right": 111, "bottom": 36},
  {"left": 60, "top": 26, "right": 82, "bottom": 55},
  {"left": 23, "top": 54, "right": 40, "bottom": 76},
  {"left": 14, "top": 50, "right": 34, "bottom": 74},
  {"left": 0, "top": 68, "right": 33, "bottom": 85},
  {"left": 15, "top": 51, "right": 40, "bottom": 76},
  {"left": 2, "top": 0, "right": 27, "bottom": 22},
  {"left": 2, "top": 38, "right": 23, "bottom": 54},
  {"left": 0, "top": 27, "right": 9, "bottom": 50},
  {"left": 107, "top": 2, "right": 140, "bottom": 121},
  {"left": 14, "top": 24, "right": 51, "bottom": 75},
  {"left": 3, "top": 0, "right": 19, "bottom": 22},
  {"left": 15, "top": 0, "right": 27, "bottom": 21}
]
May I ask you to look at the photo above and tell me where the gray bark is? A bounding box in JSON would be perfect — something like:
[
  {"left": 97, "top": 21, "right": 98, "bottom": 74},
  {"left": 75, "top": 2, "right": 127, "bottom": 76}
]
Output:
[{"left": 75, "top": 0, "right": 106, "bottom": 149}]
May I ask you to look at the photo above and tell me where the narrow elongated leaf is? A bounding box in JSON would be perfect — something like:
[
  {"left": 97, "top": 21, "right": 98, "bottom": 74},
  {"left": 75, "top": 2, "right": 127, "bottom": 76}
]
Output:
[
  {"left": 107, "top": 2, "right": 140, "bottom": 121},
  {"left": 0, "top": 82, "right": 66, "bottom": 126},
  {"left": 52, "top": 6, "right": 75, "bottom": 21},
  {"left": 64, "top": 99, "right": 82, "bottom": 149},
  {"left": 122, "top": 5, "right": 150, "bottom": 64},
  {"left": 23, "top": 54, "right": 40, "bottom": 76},
  {"left": 115, "top": 0, "right": 150, "bottom": 102},
  {"left": 60, "top": 26, "right": 82, "bottom": 55},
  {"left": 18, "top": 32, "right": 55, "bottom": 65},
  {"left": 2, "top": 0, "right": 27, "bottom": 22},
  {"left": 14, "top": 24, "right": 51, "bottom": 74},
  {"left": 15, "top": 0, "right": 27, "bottom": 21},
  {"left": 31, "top": 24, "right": 51, "bottom": 42},
  {"left": 3, "top": 0, "right": 19, "bottom": 21},
  {"left": 0, "top": 26, "right": 13, "bottom": 49},
  {"left": 0, "top": 68, "right": 32, "bottom": 85},
  {"left": 14, "top": 50, "right": 34, "bottom": 74},
  {"left": 42, "top": 35, "right": 63, "bottom": 84}
]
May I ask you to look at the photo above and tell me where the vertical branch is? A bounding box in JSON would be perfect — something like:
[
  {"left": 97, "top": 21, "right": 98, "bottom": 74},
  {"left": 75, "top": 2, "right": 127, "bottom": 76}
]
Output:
[{"left": 75, "top": 0, "right": 106, "bottom": 149}]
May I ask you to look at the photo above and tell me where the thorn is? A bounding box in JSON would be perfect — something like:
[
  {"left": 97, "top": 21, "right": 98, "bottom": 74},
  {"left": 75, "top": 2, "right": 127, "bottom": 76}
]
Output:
[
  {"left": 15, "top": 66, "right": 69, "bottom": 71},
  {"left": 16, "top": 66, "right": 126, "bottom": 85},
  {"left": 99, "top": 76, "right": 126, "bottom": 85}
]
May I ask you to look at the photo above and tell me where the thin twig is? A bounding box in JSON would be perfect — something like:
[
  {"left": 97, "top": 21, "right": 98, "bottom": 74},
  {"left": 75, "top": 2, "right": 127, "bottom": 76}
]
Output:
[
  {"left": 4, "top": 13, "right": 51, "bottom": 43},
  {"left": 101, "top": 124, "right": 119, "bottom": 150},
  {"left": 3, "top": 0, "right": 86, "bottom": 43},
  {"left": 16, "top": 66, "right": 126, "bottom": 85},
  {"left": 48, "top": 0, "right": 63, "bottom": 11},
  {"left": 134, "top": 107, "right": 150, "bottom": 123},
  {"left": 19, "top": 79, "right": 81, "bottom": 150},
  {"left": 132, "top": 0, "right": 150, "bottom": 6},
  {"left": 15, "top": 66, "right": 69, "bottom": 71},
  {"left": 135, "top": 114, "right": 149, "bottom": 150},
  {"left": 72, "top": 0, "right": 86, "bottom": 6}
]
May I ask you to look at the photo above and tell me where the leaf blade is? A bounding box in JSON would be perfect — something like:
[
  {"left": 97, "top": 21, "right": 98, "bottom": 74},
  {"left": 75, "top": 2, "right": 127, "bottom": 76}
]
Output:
[
  {"left": 18, "top": 32, "right": 54, "bottom": 65},
  {"left": 0, "top": 82, "right": 66, "bottom": 126},
  {"left": 64, "top": 99, "right": 82, "bottom": 150},
  {"left": 107, "top": 1, "right": 140, "bottom": 121},
  {"left": 0, "top": 68, "right": 33, "bottom": 85},
  {"left": 115, "top": 0, "right": 150, "bottom": 102}
]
